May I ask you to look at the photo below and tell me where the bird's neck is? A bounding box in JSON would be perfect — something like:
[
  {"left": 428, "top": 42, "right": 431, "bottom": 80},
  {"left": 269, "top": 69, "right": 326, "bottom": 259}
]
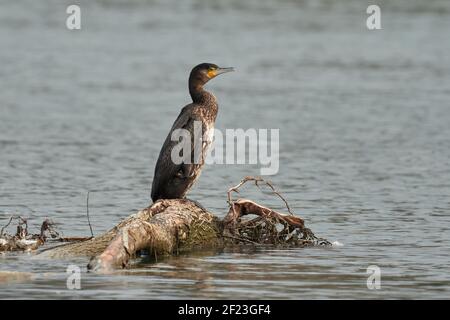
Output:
[{"left": 189, "top": 83, "right": 217, "bottom": 106}]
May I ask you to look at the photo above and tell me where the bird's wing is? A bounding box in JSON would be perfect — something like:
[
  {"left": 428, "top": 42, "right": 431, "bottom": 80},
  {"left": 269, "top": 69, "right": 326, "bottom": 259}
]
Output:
[
  {"left": 169, "top": 104, "right": 196, "bottom": 132},
  {"left": 151, "top": 104, "right": 201, "bottom": 199}
]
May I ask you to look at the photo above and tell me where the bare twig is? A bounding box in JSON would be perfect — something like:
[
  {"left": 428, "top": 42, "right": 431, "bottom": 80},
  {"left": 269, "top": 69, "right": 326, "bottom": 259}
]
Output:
[
  {"left": 56, "top": 236, "right": 92, "bottom": 242},
  {"left": 227, "top": 176, "right": 294, "bottom": 215},
  {"left": 0, "top": 216, "right": 14, "bottom": 237},
  {"left": 1, "top": 215, "right": 27, "bottom": 237},
  {"left": 86, "top": 191, "right": 94, "bottom": 238}
]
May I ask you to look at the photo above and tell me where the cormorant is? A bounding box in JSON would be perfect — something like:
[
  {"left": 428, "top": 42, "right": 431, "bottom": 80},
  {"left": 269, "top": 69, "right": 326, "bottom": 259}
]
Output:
[{"left": 151, "top": 63, "right": 234, "bottom": 202}]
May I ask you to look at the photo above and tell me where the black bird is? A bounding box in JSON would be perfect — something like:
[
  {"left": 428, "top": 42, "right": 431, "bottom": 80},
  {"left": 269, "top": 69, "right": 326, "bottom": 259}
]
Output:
[{"left": 151, "top": 63, "right": 234, "bottom": 202}]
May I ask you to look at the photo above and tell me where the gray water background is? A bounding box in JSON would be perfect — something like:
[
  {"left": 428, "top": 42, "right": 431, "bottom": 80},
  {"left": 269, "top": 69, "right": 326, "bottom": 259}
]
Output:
[{"left": 0, "top": 0, "right": 449, "bottom": 299}]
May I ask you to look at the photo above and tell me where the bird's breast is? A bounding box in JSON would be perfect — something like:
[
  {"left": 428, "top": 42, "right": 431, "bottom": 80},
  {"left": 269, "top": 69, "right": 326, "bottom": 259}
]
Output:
[{"left": 205, "top": 125, "right": 215, "bottom": 144}]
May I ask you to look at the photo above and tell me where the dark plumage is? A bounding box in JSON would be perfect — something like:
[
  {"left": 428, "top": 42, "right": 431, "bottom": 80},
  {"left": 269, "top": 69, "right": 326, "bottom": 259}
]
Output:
[{"left": 151, "top": 63, "right": 234, "bottom": 202}]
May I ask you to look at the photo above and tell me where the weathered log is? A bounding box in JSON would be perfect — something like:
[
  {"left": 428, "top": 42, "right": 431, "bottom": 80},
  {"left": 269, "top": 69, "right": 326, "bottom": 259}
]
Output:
[
  {"left": 37, "top": 199, "right": 222, "bottom": 262},
  {"left": 85, "top": 201, "right": 329, "bottom": 273},
  {"left": 87, "top": 199, "right": 222, "bottom": 272},
  {"left": 29, "top": 177, "right": 331, "bottom": 273}
]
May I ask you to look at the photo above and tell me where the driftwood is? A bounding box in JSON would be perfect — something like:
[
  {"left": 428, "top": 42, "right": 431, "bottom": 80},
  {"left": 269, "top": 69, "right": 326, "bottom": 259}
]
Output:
[
  {"left": 223, "top": 177, "right": 330, "bottom": 246},
  {"left": 36, "top": 198, "right": 223, "bottom": 266},
  {"left": 87, "top": 199, "right": 222, "bottom": 272},
  {"left": 2, "top": 177, "right": 330, "bottom": 273}
]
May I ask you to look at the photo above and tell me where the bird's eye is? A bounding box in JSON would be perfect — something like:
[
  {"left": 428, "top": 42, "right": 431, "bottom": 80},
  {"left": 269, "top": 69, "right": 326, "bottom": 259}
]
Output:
[{"left": 206, "top": 66, "right": 217, "bottom": 78}]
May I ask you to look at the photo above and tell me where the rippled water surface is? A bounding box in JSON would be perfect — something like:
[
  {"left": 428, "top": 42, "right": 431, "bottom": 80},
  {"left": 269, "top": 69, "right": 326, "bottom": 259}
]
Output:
[{"left": 1, "top": 0, "right": 450, "bottom": 299}]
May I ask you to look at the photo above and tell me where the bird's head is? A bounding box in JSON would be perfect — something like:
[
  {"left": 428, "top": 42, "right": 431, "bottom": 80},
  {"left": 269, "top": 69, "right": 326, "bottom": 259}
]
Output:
[{"left": 189, "top": 63, "right": 234, "bottom": 86}]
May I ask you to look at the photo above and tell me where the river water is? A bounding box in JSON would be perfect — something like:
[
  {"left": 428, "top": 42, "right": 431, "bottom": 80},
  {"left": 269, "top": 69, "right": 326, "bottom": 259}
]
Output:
[{"left": 0, "top": 0, "right": 449, "bottom": 299}]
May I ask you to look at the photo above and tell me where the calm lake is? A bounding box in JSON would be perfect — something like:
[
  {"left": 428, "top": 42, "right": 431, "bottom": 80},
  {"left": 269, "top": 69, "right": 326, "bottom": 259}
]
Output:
[{"left": 0, "top": 0, "right": 449, "bottom": 299}]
